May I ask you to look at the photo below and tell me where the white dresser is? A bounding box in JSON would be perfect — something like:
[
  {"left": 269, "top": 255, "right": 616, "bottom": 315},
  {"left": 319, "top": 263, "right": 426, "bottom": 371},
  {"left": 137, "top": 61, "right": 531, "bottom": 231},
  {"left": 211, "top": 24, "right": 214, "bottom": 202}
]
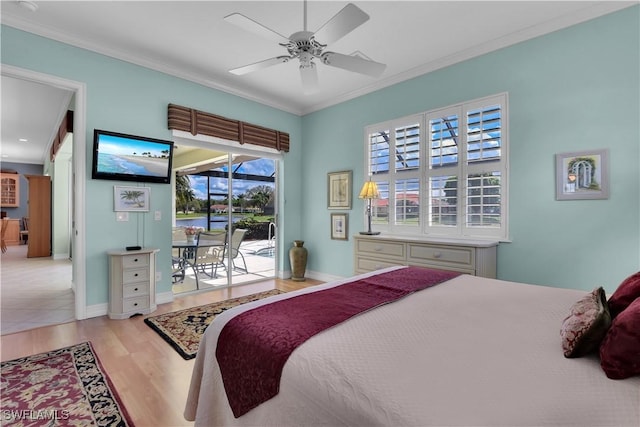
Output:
[
  {"left": 354, "top": 235, "right": 498, "bottom": 278},
  {"left": 107, "top": 248, "right": 159, "bottom": 319}
]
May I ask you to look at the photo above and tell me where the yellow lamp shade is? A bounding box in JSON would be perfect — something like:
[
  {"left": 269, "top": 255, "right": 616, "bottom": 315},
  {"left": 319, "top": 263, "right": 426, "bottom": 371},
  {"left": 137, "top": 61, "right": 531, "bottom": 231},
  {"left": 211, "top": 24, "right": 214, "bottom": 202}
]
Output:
[{"left": 359, "top": 181, "right": 380, "bottom": 199}]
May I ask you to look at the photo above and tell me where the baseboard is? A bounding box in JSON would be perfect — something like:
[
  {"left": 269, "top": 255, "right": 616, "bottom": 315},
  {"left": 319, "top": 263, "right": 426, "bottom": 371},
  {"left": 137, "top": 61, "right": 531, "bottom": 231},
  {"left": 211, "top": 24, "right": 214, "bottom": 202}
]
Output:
[
  {"left": 305, "top": 270, "right": 344, "bottom": 283},
  {"left": 156, "top": 291, "right": 174, "bottom": 305},
  {"left": 278, "top": 269, "right": 343, "bottom": 283},
  {"left": 85, "top": 303, "right": 108, "bottom": 319}
]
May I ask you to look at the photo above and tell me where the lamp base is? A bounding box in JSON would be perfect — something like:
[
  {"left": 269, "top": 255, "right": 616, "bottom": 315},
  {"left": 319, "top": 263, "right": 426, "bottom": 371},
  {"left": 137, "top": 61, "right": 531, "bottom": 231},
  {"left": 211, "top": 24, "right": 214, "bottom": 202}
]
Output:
[{"left": 359, "top": 231, "right": 381, "bottom": 235}]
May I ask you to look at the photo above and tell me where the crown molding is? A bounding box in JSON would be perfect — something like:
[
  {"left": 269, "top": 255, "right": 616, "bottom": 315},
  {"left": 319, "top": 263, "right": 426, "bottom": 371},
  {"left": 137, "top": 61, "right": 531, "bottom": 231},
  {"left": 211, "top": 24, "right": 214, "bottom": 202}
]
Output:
[
  {"left": 3, "top": 2, "right": 636, "bottom": 117},
  {"left": 1, "top": 14, "right": 303, "bottom": 115},
  {"left": 300, "top": 2, "right": 637, "bottom": 115}
]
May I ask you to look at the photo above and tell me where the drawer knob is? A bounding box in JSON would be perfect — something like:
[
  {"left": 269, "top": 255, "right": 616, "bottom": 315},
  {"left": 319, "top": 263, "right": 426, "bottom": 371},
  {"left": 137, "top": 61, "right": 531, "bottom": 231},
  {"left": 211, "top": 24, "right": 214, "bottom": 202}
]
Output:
[
  {"left": 433, "top": 252, "right": 442, "bottom": 258},
  {"left": 134, "top": 303, "right": 138, "bottom": 307},
  {"left": 134, "top": 258, "right": 139, "bottom": 262},
  {"left": 134, "top": 273, "right": 138, "bottom": 277},
  {"left": 134, "top": 287, "right": 138, "bottom": 291},
  {"left": 374, "top": 246, "right": 382, "bottom": 252}
]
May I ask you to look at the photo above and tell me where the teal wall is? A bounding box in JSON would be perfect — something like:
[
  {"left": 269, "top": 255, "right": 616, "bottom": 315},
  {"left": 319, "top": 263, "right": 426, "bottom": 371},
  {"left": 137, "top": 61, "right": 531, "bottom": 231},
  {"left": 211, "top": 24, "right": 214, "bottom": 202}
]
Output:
[
  {"left": 1, "top": 26, "right": 302, "bottom": 305},
  {"left": 0, "top": 161, "right": 43, "bottom": 220},
  {"left": 1, "top": 6, "right": 638, "bottom": 303},
  {"left": 301, "top": 6, "right": 639, "bottom": 293}
]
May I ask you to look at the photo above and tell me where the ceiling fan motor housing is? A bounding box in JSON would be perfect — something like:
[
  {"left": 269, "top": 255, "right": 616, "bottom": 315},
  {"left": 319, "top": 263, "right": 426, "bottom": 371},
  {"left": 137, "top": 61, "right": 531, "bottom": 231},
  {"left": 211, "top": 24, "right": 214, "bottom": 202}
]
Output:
[{"left": 284, "top": 31, "right": 325, "bottom": 61}]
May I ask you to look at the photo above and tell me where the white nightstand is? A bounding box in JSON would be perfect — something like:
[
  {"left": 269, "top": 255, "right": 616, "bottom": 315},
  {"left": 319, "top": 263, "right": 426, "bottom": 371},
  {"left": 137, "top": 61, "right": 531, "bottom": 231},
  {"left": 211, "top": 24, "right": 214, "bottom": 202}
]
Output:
[{"left": 107, "top": 248, "right": 159, "bottom": 319}]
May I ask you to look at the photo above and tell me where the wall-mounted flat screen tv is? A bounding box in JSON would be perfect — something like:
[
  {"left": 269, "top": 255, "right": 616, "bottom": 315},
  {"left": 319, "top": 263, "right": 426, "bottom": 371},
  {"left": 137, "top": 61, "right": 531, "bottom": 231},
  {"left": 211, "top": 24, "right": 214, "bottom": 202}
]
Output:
[{"left": 92, "top": 129, "right": 174, "bottom": 184}]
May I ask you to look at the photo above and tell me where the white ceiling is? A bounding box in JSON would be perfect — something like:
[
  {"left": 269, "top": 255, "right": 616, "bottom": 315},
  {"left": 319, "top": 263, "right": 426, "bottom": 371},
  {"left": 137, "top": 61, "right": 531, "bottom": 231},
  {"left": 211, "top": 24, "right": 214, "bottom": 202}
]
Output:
[{"left": 1, "top": 1, "right": 636, "bottom": 165}]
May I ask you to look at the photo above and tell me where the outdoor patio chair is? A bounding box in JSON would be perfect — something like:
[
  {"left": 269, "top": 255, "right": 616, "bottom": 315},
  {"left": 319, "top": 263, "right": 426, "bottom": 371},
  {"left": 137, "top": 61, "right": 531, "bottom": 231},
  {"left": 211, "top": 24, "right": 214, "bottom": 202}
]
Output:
[
  {"left": 192, "top": 231, "right": 226, "bottom": 288},
  {"left": 171, "top": 227, "right": 187, "bottom": 283},
  {"left": 225, "top": 228, "right": 248, "bottom": 273}
]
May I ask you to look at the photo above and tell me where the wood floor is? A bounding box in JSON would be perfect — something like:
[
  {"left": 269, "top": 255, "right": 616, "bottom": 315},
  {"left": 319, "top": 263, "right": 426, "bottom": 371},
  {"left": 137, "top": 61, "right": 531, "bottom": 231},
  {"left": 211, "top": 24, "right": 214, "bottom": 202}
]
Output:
[{"left": 0, "top": 278, "right": 321, "bottom": 427}]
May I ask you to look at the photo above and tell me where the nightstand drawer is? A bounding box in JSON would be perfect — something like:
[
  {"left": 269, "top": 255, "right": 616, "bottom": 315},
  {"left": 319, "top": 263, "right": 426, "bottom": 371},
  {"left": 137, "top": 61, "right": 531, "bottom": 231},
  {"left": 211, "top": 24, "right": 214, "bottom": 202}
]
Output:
[
  {"left": 122, "top": 268, "right": 149, "bottom": 284},
  {"left": 407, "top": 243, "right": 474, "bottom": 269},
  {"left": 355, "top": 256, "right": 405, "bottom": 272},
  {"left": 122, "top": 254, "right": 149, "bottom": 269},
  {"left": 122, "top": 296, "right": 149, "bottom": 312},
  {"left": 356, "top": 239, "right": 405, "bottom": 259},
  {"left": 123, "top": 282, "right": 150, "bottom": 298}
]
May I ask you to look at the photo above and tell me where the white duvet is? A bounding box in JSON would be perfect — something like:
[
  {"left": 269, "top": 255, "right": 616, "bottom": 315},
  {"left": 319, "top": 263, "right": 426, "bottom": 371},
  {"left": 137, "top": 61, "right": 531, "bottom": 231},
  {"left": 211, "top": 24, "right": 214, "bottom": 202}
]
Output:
[{"left": 185, "top": 267, "right": 640, "bottom": 426}]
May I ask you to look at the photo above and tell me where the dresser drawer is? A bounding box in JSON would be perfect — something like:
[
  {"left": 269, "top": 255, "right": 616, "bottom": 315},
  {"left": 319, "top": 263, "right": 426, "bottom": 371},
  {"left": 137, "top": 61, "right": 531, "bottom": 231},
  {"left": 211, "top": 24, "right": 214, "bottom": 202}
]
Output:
[
  {"left": 122, "top": 254, "right": 149, "bottom": 269},
  {"left": 122, "top": 268, "right": 149, "bottom": 284},
  {"left": 407, "top": 243, "right": 474, "bottom": 269},
  {"left": 356, "top": 239, "right": 405, "bottom": 260},
  {"left": 122, "top": 296, "right": 149, "bottom": 313},
  {"left": 123, "top": 282, "right": 150, "bottom": 298},
  {"left": 355, "top": 256, "right": 405, "bottom": 272}
]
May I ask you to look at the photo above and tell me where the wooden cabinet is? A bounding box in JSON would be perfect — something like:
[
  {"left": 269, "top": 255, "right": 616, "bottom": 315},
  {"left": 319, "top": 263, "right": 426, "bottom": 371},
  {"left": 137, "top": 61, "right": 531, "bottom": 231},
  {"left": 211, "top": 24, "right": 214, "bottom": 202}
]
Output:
[
  {"left": 1, "top": 173, "right": 19, "bottom": 207},
  {"left": 354, "top": 235, "right": 498, "bottom": 278},
  {"left": 1, "top": 219, "right": 20, "bottom": 246},
  {"left": 107, "top": 248, "right": 159, "bottom": 319},
  {"left": 25, "top": 175, "right": 51, "bottom": 258}
]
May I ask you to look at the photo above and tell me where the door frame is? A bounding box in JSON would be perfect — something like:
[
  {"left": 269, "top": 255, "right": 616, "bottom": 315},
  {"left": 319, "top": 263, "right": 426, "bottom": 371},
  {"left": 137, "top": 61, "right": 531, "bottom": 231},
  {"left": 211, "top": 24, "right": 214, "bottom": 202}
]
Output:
[
  {"left": 2, "top": 65, "right": 87, "bottom": 319},
  {"left": 172, "top": 130, "right": 283, "bottom": 288}
]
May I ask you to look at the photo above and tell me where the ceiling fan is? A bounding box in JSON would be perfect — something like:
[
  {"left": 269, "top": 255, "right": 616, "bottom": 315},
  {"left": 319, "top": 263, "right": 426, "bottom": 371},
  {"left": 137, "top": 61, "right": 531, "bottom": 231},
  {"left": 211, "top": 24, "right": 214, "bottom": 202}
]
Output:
[{"left": 224, "top": 1, "right": 386, "bottom": 94}]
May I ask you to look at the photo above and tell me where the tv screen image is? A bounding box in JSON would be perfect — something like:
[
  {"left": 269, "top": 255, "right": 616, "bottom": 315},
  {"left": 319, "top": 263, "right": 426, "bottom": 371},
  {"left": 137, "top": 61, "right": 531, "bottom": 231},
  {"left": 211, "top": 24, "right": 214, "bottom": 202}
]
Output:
[{"left": 92, "top": 129, "right": 174, "bottom": 184}]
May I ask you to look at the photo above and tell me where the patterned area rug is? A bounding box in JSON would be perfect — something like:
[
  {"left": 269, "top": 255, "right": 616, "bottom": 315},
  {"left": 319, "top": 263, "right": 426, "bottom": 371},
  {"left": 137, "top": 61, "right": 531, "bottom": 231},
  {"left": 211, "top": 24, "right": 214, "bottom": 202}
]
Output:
[
  {"left": 0, "top": 341, "right": 133, "bottom": 426},
  {"left": 144, "top": 289, "right": 284, "bottom": 360}
]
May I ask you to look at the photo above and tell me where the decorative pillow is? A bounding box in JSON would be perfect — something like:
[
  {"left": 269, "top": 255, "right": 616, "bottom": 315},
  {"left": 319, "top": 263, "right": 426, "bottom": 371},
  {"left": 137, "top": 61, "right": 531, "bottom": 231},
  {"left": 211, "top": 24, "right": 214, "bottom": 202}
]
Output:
[
  {"left": 608, "top": 271, "right": 640, "bottom": 319},
  {"left": 600, "top": 297, "right": 640, "bottom": 379},
  {"left": 560, "top": 287, "right": 611, "bottom": 358}
]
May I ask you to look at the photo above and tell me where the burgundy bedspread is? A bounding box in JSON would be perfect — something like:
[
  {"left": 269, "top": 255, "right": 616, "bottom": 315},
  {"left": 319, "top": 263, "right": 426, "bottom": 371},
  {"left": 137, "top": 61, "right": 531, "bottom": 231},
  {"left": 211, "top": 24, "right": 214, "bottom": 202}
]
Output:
[{"left": 215, "top": 266, "right": 461, "bottom": 417}]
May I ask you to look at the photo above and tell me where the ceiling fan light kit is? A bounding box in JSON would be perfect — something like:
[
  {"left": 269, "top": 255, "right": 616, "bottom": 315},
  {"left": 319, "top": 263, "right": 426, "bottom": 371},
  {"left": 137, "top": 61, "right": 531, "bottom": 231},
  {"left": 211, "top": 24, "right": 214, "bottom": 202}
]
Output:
[{"left": 225, "top": 2, "right": 386, "bottom": 93}]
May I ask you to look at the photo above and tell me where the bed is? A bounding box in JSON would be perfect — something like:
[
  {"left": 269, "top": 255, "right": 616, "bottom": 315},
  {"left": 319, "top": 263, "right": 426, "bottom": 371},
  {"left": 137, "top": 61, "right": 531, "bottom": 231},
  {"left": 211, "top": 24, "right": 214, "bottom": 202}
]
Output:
[{"left": 184, "top": 266, "right": 640, "bottom": 427}]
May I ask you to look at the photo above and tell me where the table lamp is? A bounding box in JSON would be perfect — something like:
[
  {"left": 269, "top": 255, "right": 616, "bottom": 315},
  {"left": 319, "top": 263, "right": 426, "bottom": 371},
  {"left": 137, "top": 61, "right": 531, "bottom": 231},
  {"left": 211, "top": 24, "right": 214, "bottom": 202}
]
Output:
[{"left": 359, "top": 180, "right": 380, "bottom": 235}]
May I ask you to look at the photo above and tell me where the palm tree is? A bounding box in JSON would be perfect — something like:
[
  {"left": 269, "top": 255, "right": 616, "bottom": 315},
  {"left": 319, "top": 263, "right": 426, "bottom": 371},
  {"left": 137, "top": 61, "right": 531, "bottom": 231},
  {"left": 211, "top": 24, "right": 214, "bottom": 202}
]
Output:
[
  {"left": 120, "top": 190, "right": 145, "bottom": 208},
  {"left": 236, "top": 194, "right": 246, "bottom": 213},
  {"left": 246, "top": 185, "right": 273, "bottom": 213},
  {"left": 175, "top": 175, "right": 195, "bottom": 213}
]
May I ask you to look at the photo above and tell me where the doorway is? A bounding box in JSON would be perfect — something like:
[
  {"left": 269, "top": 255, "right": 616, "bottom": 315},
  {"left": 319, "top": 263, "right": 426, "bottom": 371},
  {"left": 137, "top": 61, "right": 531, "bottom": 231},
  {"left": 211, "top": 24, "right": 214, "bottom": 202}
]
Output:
[
  {"left": 171, "top": 137, "right": 281, "bottom": 294},
  {"left": 1, "top": 65, "right": 87, "bottom": 334}
]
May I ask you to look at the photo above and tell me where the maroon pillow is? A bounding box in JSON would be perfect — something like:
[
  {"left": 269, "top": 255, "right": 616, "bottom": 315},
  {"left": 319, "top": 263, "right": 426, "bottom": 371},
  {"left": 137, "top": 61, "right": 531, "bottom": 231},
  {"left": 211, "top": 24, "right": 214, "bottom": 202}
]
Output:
[
  {"left": 600, "top": 297, "right": 640, "bottom": 379},
  {"left": 560, "top": 287, "right": 611, "bottom": 358},
  {"left": 608, "top": 272, "right": 640, "bottom": 318}
]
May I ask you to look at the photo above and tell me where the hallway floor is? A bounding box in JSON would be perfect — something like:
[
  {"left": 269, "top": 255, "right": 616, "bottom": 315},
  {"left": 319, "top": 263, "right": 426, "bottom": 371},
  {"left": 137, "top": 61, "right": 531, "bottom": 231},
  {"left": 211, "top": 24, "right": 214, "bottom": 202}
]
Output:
[{"left": 0, "top": 245, "right": 74, "bottom": 335}]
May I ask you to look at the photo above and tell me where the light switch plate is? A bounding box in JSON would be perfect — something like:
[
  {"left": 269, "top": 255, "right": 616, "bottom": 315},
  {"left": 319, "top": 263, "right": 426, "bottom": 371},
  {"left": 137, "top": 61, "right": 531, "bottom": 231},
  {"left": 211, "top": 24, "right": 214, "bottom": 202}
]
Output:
[
  {"left": 154, "top": 210, "right": 161, "bottom": 221},
  {"left": 116, "top": 212, "right": 129, "bottom": 222}
]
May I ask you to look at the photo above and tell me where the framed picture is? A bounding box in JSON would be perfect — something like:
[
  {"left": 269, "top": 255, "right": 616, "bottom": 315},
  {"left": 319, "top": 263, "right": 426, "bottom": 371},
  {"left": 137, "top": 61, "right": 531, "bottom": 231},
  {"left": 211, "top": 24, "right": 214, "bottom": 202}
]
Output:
[
  {"left": 330, "top": 213, "right": 348, "bottom": 240},
  {"left": 114, "top": 186, "right": 151, "bottom": 212},
  {"left": 556, "top": 149, "right": 609, "bottom": 200},
  {"left": 327, "top": 170, "right": 352, "bottom": 209}
]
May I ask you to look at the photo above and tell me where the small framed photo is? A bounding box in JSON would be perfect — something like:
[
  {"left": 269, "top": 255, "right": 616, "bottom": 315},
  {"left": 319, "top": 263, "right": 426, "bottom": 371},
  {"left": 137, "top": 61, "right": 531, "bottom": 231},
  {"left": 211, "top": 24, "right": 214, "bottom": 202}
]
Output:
[
  {"left": 555, "top": 149, "right": 609, "bottom": 200},
  {"left": 331, "top": 213, "right": 348, "bottom": 240},
  {"left": 114, "top": 186, "right": 150, "bottom": 212},
  {"left": 327, "top": 170, "right": 352, "bottom": 209}
]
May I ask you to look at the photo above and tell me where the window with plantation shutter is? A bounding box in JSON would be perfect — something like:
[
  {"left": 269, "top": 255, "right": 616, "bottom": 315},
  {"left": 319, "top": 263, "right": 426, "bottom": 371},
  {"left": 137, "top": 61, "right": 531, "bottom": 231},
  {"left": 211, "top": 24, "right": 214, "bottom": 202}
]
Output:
[
  {"left": 366, "top": 116, "right": 422, "bottom": 231},
  {"left": 365, "top": 93, "right": 508, "bottom": 240}
]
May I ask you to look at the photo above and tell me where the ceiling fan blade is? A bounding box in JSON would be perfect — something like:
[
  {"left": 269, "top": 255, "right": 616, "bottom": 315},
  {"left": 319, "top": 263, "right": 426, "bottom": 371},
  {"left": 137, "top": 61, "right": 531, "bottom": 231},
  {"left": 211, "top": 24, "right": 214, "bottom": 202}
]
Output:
[
  {"left": 224, "top": 13, "right": 290, "bottom": 44},
  {"left": 229, "top": 56, "right": 291, "bottom": 75},
  {"left": 321, "top": 52, "right": 386, "bottom": 77},
  {"left": 300, "top": 63, "right": 319, "bottom": 94},
  {"left": 313, "top": 3, "right": 369, "bottom": 45}
]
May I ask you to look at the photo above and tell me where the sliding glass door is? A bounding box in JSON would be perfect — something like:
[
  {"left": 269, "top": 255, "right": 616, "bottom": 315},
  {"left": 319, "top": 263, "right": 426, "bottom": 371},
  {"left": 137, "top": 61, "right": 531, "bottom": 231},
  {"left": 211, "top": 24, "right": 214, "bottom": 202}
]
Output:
[{"left": 173, "top": 151, "right": 277, "bottom": 293}]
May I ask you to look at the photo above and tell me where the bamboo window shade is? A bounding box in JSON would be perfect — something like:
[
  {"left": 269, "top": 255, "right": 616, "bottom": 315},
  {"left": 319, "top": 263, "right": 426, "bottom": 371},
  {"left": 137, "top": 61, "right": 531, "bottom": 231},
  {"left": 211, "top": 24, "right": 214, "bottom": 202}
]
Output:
[{"left": 167, "top": 104, "right": 290, "bottom": 152}]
